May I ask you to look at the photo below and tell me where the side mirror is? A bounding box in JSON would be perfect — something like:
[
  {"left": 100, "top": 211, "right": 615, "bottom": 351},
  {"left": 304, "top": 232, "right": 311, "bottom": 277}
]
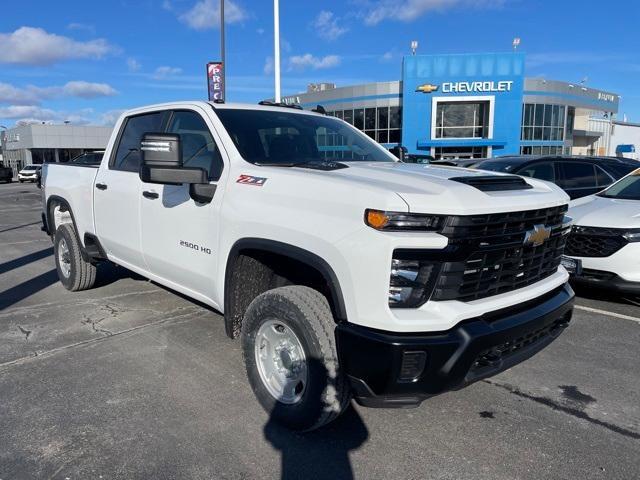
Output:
[{"left": 139, "top": 133, "right": 208, "bottom": 185}]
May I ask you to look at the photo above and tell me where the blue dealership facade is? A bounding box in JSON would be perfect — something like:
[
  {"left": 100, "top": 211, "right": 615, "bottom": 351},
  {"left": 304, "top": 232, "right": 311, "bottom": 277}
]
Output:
[{"left": 284, "top": 52, "right": 620, "bottom": 159}]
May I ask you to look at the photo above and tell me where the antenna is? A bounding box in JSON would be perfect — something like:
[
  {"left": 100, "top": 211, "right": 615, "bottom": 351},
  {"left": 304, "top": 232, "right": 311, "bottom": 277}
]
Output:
[{"left": 410, "top": 40, "right": 418, "bottom": 56}]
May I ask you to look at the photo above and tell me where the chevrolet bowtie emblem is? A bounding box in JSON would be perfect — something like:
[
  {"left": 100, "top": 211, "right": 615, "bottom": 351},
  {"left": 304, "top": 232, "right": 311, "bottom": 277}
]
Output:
[
  {"left": 416, "top": 83, "right": 439, "bottom": 93},
  {"left": 524, "top": 224, "right": 551, "bottom": 247}
]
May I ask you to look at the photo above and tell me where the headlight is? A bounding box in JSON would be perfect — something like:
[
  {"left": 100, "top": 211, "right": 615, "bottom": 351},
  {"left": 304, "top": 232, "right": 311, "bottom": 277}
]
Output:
[
  {"left": 365, "top": 209, "right": 445, "bottom": 231},
  {"left": 623, "top": 229, "right": 640, "bottom": 242},
  {"left": 389, "top": 252, "right": 441, "bottom": 308}
]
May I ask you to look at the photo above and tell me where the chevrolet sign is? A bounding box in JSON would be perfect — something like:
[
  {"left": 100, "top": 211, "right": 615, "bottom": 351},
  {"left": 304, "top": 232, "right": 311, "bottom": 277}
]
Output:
[
  {"left": 524, "top": 224, "right": 551, "bottom": 247},
  {"left": 416, "top": 83, "right": 439, "bottom": 93},
  {"left": 442, "top": 80, "right": 513, "bottom": 93}
]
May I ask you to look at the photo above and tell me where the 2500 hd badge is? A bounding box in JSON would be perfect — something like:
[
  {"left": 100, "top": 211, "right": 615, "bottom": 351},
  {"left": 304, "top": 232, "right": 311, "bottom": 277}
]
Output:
[{"left": 179, "top": 240, "right": 211, "bottom": 255}]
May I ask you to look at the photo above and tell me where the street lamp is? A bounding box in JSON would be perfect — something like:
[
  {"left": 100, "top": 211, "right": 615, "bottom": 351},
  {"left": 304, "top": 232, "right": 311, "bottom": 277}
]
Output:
[{"left": 411, "top": 40, "right": 418, "bottom": 55}]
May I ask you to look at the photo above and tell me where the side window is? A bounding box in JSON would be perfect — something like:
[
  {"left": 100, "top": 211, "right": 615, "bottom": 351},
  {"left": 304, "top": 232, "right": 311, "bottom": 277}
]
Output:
[
  {"left": 518, "top": 162, "right": 555, "bottom": 182},
  {"left": 559, "top": 162, "right": 597, "bottom": 189},
  {"left": 113, "top": 112, "right": 165, "bottom": 172},
  {"left": 595, "top": 165, "right": 613, "bottom": 188},
  {"left": 167, "top": 110, "right": 224, "bottom": 181}
]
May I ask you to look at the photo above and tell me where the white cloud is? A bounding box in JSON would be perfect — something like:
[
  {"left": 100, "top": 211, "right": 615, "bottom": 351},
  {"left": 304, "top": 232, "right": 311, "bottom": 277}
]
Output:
[
  {"left": 264, "top": 56, "right": 274, "bottom": 75},
  {"left": 127, "top": 57, "right": 142, "bottom": 72},
  {"left": 288, "top": 54, "right": 341, "bottom": 71},
  {"left": 67, "top": 23, "right": 96, "bottom": 33},
  {"left": 312, "top": 11, "right": 348, "bottom": 41},
  {"left": 361, "top": 0, "right": 505, "bottom": 25},
  {"left": 256, "top": 28, "right": 265, "bottom": 35},
  {"left": 0, "top": 27, "right": 116, "bottom": 65},
  {"left": 0, "top": 81, "right": 117, "bottom": 105},
  {"left": 380, "top": 51, "right": 395, "bottom": 62},
  {"left": 153, "top": 66, "right": 183, "bottom": 79},
  {"left": 0, "top": 105, "right": 57, "bottom": 120},
  {"left": 61, "top": 81, "right": 118, "bottom": 98},
  {"left": 179, "top": 0, "right": 247, "bottom": 30},
  {"left": 100, "top": 109, "right": 127, "bottom": 126}
]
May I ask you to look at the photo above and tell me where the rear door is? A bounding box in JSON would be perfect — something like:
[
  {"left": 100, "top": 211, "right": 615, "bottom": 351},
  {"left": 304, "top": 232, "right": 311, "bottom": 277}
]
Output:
[
  {"left": 139, "top": 107, "right": 226, "bottom": 301},
  {"left": 516, "top": 161, "right": 556, "bottom": 184},
  {"left": 557, "top": 161, "right": 599, "bottom": 199},
  {"left": 93, "top": 110, "right": 167, "bottom": 271}
]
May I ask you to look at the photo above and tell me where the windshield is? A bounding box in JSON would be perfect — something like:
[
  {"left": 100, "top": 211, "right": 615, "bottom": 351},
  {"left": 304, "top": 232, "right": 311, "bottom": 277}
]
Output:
[
  {"left": 598, "top": 169, "right": 640, "bottom": 200},
  {"left": 473, "top": 160, "right": 519, "bottom": 173},
  {"left": 215, "top": 108, "right": 396, "bottom": 165}
]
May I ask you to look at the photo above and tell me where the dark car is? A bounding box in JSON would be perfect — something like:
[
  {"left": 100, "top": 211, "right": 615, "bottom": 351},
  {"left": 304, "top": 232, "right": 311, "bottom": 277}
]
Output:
[
  {"left": 70, "top": 151, "right": 104, "bottom": 166},
  {"left": 0, "top": 163, "right": 12, "bottom": 183},
  {"left": 474, "top": 155, "right": 639, "bottom": 199}
]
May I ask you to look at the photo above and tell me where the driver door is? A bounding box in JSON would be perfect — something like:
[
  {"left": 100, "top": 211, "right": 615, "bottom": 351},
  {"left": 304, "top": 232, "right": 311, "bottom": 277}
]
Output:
[{"left": 139, "top": 107, "right": 226, "bottom": 303}]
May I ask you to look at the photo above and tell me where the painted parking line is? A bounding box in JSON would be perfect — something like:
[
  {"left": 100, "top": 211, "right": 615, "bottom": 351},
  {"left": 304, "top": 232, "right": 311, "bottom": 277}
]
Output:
[{"left": 575, "top": 305, "right": 640, "bottom": 325}]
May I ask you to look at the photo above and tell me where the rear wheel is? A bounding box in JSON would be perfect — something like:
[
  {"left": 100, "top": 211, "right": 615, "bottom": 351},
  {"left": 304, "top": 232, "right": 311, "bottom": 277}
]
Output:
[
  {"left": 241, "top": 286, "right": 351, "bottom": 431},
  {"left": 54, "top": 224, "right": 97, "bottom": 291}
]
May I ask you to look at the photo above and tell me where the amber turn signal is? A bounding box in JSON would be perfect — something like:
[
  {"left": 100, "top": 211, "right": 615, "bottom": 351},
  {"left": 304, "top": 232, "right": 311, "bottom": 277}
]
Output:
[{"left": 365, "top": 210, "right": 390, "bottom": 229}]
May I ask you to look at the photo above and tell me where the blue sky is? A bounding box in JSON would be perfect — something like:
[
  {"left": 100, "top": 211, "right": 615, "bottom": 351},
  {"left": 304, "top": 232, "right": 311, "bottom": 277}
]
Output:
[{"left": 1, "top": 0, "right": 638, "bottom": 127}]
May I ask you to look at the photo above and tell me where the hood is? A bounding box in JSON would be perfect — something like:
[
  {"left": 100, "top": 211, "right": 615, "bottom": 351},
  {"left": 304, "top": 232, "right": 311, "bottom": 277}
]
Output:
[
  {"left": 330, "top": 161, "right": 568, "bottom": 215},
  {"left": 569, "top": 194, "right": 640, "bottom": 229}
]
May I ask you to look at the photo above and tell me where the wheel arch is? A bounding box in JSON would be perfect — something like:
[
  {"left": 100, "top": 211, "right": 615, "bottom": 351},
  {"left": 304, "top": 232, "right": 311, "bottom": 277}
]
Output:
[{"left": 223, "top": 238, "right": 348, "bottom": 339}]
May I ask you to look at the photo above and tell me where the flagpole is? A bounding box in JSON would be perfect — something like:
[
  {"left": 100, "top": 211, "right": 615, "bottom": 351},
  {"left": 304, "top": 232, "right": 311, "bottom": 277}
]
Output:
[{"left": 274, "top": 0, "right": 281, "bottom": 102}]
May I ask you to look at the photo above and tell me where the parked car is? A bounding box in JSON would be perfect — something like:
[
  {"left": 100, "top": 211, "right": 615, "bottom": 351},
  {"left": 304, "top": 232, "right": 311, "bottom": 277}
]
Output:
[
  {"left": 41, "top": 101, "right": 574, "bottom": 430},
  {"left": 71, "top": 151, "right": 104, "bottom": 166},
  {"left": 474, "top": 155, "right": 638, "bottom": 199},
  {"left": 18, "top": 164, "right": 42, "bottom": 183},
  {"left": 564, "top": 169, "right": 640, "bottom": 294},
  {"left": 0, "top": 163, "right": 12, "bottom": 183}
]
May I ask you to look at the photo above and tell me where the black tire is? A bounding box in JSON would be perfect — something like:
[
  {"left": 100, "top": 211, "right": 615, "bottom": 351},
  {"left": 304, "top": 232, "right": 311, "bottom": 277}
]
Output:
[
  {"left": 54, "top": 224, "right": 97, "bottom": 291},
  {"left": 241, "top": 286, "right": 351, "bottom": 431}
]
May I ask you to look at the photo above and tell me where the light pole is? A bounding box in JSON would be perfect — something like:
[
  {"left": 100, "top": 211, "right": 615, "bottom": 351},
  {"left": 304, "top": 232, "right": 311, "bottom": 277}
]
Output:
[{"left": 274, "top": 0, "right": 281, "bottom": 102}]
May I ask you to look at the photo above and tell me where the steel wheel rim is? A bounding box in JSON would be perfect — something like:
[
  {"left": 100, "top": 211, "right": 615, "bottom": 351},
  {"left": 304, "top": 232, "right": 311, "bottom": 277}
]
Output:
[
  {"left": 255, "top": 318, "right": 307, "bottom": 405},
  {"left": 58, "top": 238, "right": 71, "bottom": 278}
]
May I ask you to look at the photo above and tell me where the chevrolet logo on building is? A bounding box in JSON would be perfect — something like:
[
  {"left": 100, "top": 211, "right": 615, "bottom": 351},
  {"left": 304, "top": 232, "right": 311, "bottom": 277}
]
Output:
[
  {"left": 523, "top": 224, "right": 552, "bottom": 247},
  {"left": 416, "top": 83, "right": 439, "bottom": 93}
]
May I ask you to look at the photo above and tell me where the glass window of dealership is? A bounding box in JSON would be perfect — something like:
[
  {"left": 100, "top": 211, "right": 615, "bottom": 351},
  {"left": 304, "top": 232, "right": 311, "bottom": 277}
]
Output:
[{"left": 285, "top": 53, "right": 620, "bottom": 160}]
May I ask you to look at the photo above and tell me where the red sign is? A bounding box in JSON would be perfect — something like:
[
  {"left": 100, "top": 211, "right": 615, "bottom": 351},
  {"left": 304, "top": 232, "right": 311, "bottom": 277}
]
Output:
[{"left": 207, "top": 62, "right": 224, "bottom": 102}]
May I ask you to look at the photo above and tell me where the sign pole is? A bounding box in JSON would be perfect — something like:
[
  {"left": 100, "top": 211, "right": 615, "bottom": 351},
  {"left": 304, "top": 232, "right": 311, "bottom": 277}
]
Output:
[
  {"left": 274, "top": 0, "right": 281, "bottom": 102},
  {"left": 220, "top": 0, "right": 226, "bottom": 100}
]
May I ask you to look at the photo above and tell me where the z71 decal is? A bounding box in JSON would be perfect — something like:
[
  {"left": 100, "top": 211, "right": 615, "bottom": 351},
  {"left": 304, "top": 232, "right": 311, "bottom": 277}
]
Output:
[{"left": 237, "top": 174, "right": 267, "bottom": 186}]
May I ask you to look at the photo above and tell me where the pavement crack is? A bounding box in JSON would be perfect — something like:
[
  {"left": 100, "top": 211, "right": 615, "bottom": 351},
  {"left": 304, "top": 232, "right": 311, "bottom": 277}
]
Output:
[
  {"left": 81, "top": 315, "right": 114, "bottom": 337},
  {"left": 17, "top": 325, "right": 32, "bottom": 340},
  {"left": 484, "top": 379, "right": 640, "bottom": 440}
]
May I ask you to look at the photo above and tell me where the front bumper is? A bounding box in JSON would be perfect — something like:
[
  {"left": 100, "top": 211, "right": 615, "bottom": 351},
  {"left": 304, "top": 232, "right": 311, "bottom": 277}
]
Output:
[
  {"left": 18, "top": 175, "right": 38, "bottom": 181},
  {"left": 336, "top": 283, "right": 574, "bottom": 408},
  {"left": 571, "top": 269, "right": 640, "bottom": 295}
]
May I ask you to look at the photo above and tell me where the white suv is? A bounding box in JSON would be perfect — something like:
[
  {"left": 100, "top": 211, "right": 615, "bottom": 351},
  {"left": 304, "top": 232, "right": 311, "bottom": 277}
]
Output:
[
  {"left": 566, "top": 169, "right": 640, "bottom": 294},
  {"left": 18, "top": 164, "right": 42, "bottom": 183}
]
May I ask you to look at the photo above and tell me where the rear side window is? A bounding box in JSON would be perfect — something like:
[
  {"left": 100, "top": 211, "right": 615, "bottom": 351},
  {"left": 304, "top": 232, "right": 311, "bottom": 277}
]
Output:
[
  {"left": 518, "top": 162, "right": 555, "bottom": 182},
  {"left": 595, "top": 165, "right": 613, "bottom": 188},
  {"left": 605, "top": 163, "right": 636, "bottom": 180},
  {"left": 112, "top": 112, "right": 165, "bottom": 172},
  {"left": 167, "top": 111, "right": 224, "bottom": 180},
  {"left": 558, "top": 162, "right": 597, "bottom": 189}
]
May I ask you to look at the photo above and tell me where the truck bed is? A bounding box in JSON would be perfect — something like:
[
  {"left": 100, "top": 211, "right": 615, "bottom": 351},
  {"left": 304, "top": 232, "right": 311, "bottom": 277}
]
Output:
[{"left": 42, "top": 163, "right": 100, "bottom": 242}]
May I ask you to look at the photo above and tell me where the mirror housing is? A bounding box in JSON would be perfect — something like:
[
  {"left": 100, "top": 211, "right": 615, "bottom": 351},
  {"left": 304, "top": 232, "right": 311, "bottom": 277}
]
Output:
[{"left": 139, "top": 133, "right": 208, "bottom": 185}]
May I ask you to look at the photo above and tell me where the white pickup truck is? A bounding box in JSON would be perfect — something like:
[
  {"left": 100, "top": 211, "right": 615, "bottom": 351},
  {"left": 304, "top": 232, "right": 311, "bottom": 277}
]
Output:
[{"left": 42, "top": 101, "right": 574, "bottom": 430}]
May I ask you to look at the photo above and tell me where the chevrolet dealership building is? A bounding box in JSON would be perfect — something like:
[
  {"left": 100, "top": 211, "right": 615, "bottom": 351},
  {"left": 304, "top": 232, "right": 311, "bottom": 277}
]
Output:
[{"left": 284, "top": 52, "right": 620, "bottom": 159}]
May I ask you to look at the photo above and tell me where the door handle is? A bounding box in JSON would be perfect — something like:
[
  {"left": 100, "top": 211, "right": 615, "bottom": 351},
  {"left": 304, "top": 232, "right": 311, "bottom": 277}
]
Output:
[
  {"left": 142, "top": 190, "right": 159, "bottom": 199},
  {"left": 95, "top": 183, "right": 108, "bottom": 190}
]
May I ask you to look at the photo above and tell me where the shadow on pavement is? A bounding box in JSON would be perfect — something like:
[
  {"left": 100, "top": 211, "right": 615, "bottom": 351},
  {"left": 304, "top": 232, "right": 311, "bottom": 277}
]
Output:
[
  {"left": 263, "top": 359, "right": 369, "bottom": 480},
  {"left": 0, "top": 269, "right": 59, "bottom": 310},
  {"left": 264, "top": 405, "right": 368, "bottom": 480},
  {"left": 0, "top": 221, "right": 43, "bottom": 234},
  {"left": 0, "top": 247, "right": 53, "bottom": 276}
]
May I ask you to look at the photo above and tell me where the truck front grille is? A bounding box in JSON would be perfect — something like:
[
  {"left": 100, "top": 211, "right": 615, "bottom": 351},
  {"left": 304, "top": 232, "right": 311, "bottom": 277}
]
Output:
[
  {"left": 565, "top": 226, "right": 628, "bottom": 257},
  {"left": 431, "top": 205, "right": 569, "bottom": 302}
]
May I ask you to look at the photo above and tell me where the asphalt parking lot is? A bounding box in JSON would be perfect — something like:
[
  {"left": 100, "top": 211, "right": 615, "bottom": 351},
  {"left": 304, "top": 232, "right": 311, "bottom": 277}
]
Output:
[{"left": 0, "top": 182, "right": 638, "bottom": 480}]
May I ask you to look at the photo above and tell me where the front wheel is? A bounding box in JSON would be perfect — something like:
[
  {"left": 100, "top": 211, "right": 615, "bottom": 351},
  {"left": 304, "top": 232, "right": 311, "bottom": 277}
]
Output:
[
  {"left": 54, "top": 224, "right": 97, "bottom": 291},
  {"left": 241, "top": 286, "right": 351, "bottom": 431}
]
